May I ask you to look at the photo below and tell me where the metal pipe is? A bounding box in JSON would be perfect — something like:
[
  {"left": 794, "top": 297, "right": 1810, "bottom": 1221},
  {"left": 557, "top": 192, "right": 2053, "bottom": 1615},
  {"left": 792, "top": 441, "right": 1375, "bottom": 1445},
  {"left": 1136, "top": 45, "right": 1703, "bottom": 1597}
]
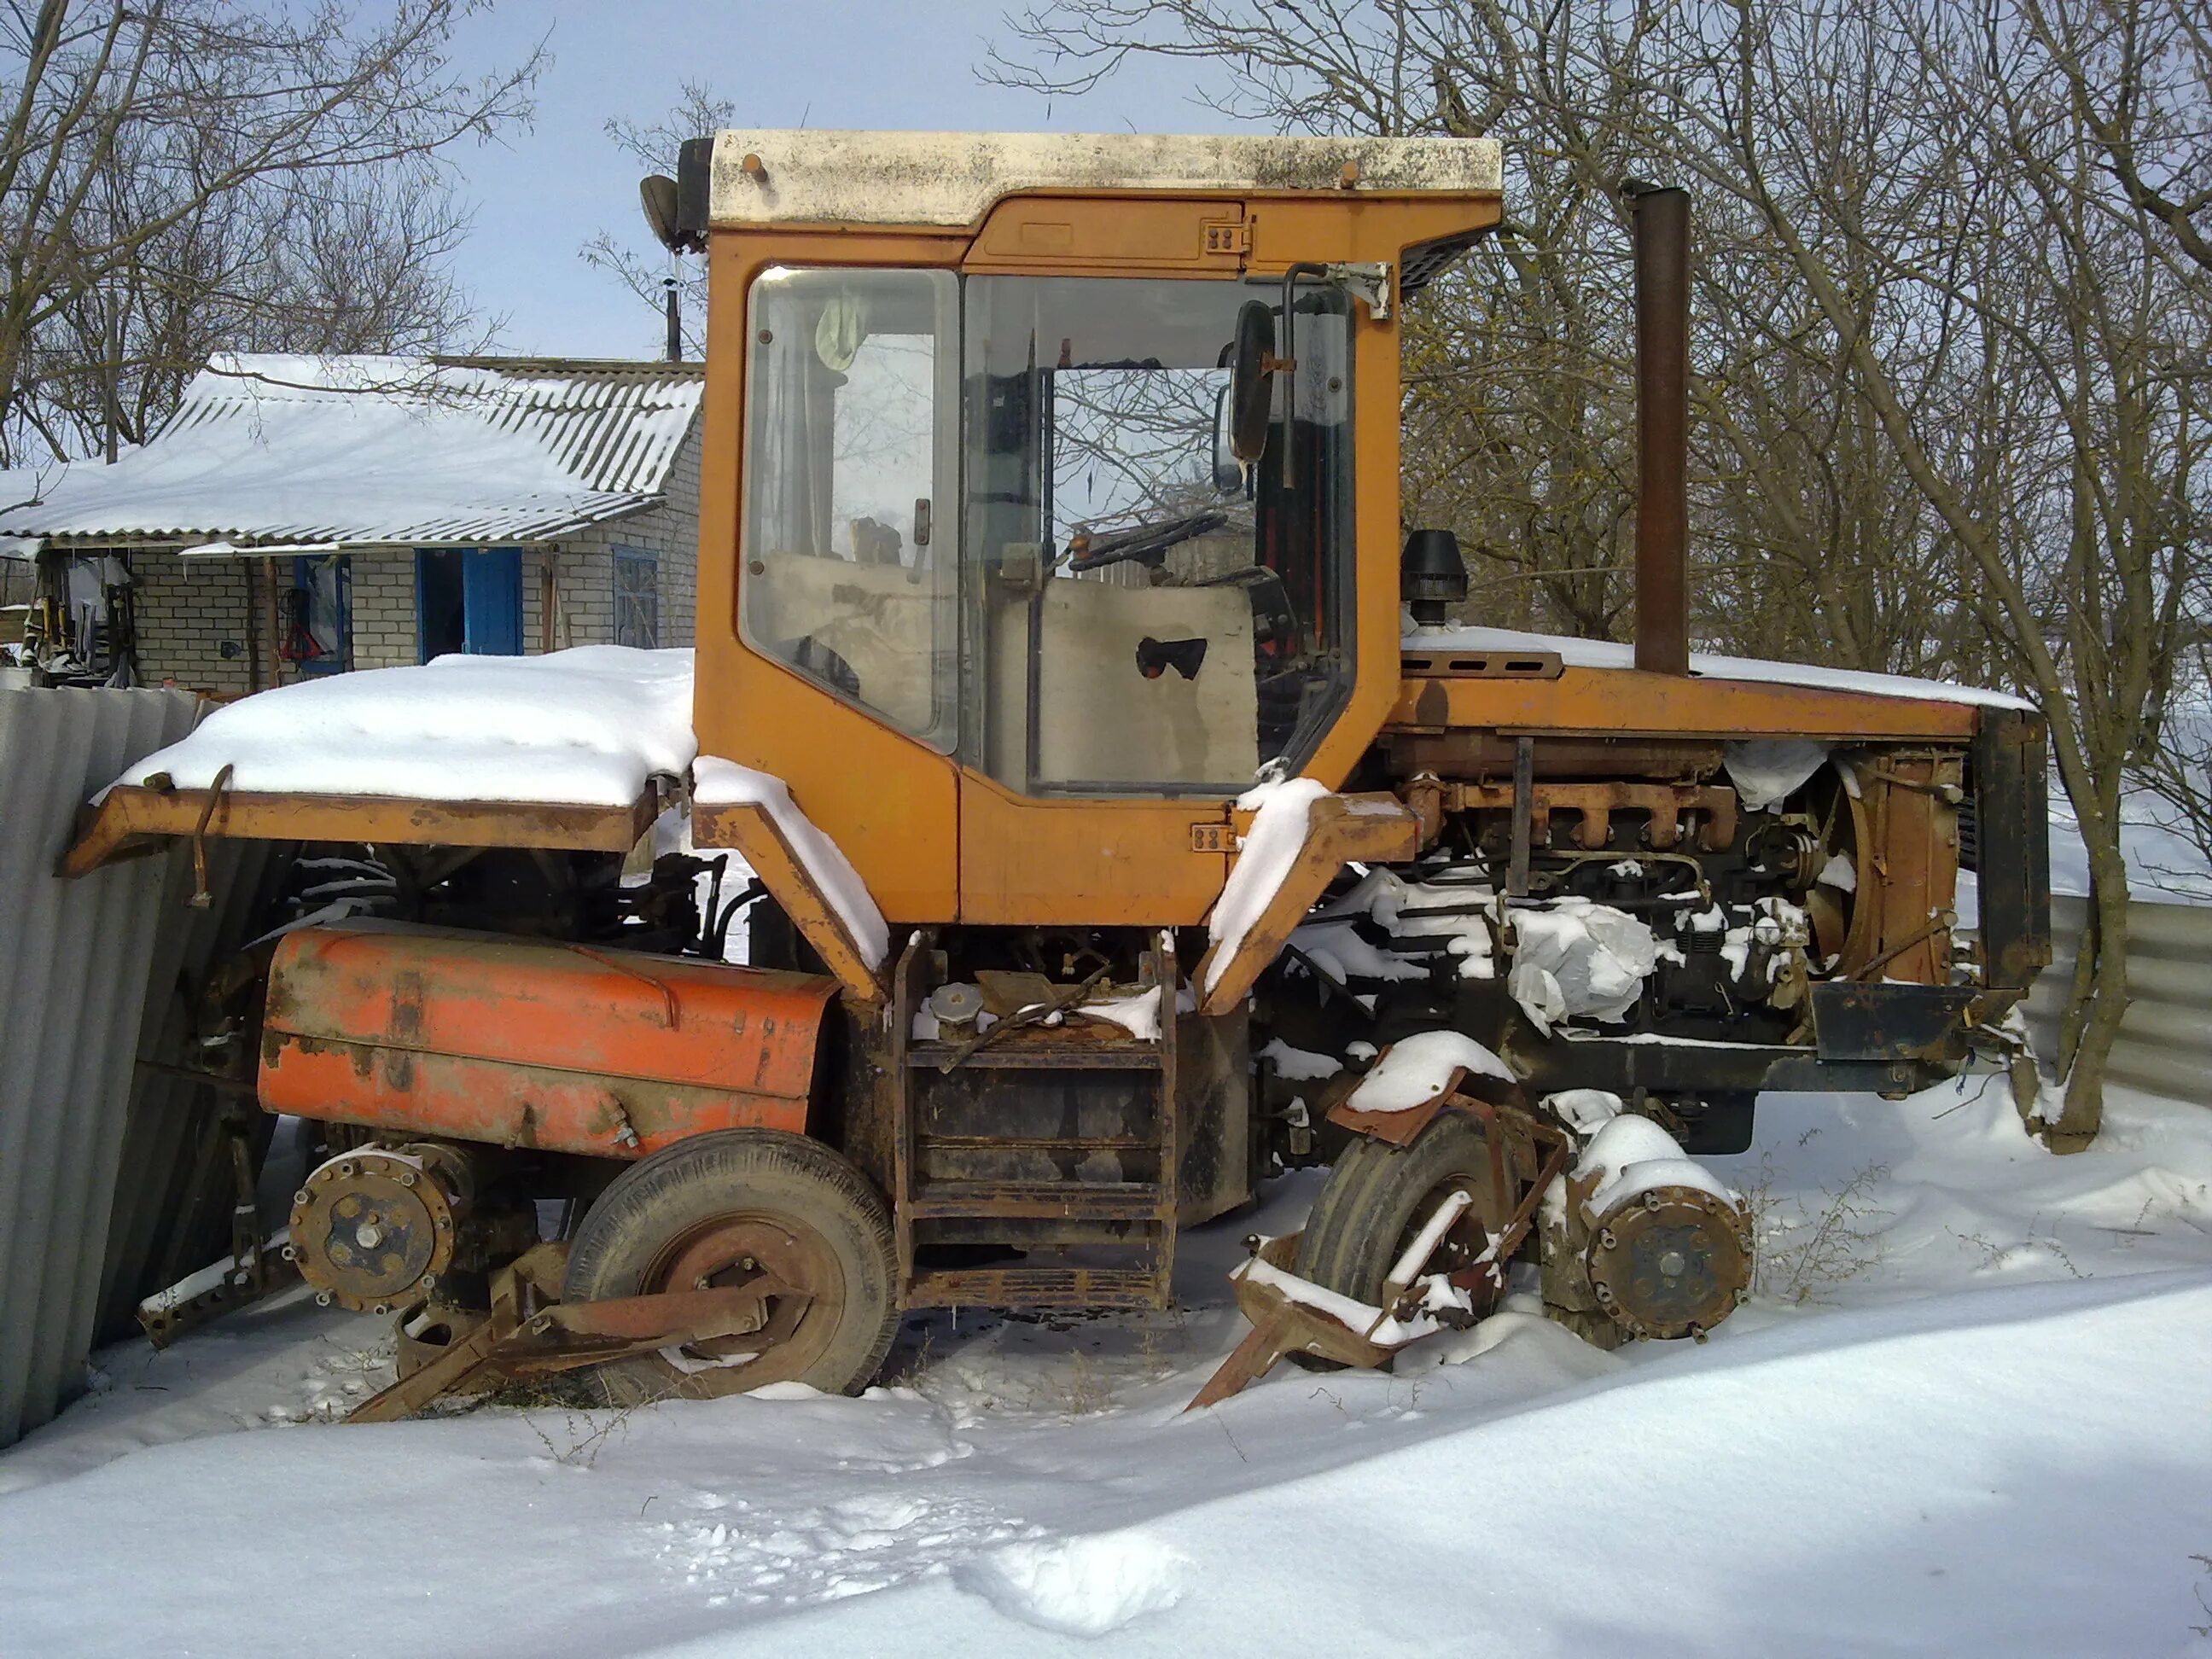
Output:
[
  {"left": 1629, "top": 183, "right": 1691, "bottom": 677},
  {"left": 1276, "top": 262, "right": 1329, "bottom": 492}
]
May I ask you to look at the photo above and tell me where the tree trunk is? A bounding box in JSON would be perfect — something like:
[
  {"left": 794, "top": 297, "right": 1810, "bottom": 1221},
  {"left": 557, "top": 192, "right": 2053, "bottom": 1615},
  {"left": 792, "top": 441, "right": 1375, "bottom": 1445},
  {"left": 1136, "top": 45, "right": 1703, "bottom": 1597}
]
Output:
[{"left": 2049, "top": 848, "right": 2132, "bottom": 1152}]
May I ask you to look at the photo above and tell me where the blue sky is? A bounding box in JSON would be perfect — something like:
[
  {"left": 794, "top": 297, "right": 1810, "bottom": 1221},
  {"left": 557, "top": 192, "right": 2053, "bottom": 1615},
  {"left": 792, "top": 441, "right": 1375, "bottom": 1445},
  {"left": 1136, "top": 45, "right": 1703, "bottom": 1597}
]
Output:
[{"left": 442, "top": 1, "right": 1251, "bottom": 358}]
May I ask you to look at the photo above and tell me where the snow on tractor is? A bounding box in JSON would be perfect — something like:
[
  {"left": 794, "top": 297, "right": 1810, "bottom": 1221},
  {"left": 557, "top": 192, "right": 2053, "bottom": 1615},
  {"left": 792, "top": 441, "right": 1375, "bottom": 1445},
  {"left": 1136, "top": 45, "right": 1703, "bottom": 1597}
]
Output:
[{"left": 65, "top": 130, "right": 2052, "bottom": 1416}]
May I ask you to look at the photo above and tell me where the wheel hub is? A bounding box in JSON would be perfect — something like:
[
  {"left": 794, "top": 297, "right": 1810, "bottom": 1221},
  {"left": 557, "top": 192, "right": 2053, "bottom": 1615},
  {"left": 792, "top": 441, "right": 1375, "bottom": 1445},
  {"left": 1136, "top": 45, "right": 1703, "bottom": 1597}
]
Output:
[
  {"left": 288, "top": 1150, "right": 458, "bottom": 1314},
  {"left": 1583, "top": 1184, "right": 1753, "bottom": 1340},
  {"left": 647, "top": 1214, "right": 838, "bottom": 1378}
]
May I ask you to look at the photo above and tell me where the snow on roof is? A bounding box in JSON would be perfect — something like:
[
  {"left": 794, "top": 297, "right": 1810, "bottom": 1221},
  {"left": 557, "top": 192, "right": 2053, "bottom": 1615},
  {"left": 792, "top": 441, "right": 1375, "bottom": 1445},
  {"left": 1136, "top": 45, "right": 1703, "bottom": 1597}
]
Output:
[
  {"left": 1406, "top": 623, "right": 2036, "bottom": 711},
  {"left": 0, "top": 355, "right": 702, "bottom": 550},
  {"left": 706, "top": 129, "right": 1504, "bottom": 229},
  {"left": 115, "top": 646, "right": 697, "bottom": 807},
  {"left": 0, "top": 463, "right": 58, "bottom": 555}
]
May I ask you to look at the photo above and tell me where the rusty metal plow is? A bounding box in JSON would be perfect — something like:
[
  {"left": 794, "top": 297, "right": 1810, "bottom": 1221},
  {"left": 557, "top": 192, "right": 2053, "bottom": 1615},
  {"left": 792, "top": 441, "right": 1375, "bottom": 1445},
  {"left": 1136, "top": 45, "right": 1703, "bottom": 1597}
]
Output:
[
  {"left": 346, "top": 1241, "right": 810, "bottom": 1423},
  {"left": 1183, "top": 1235, "right": 1418, "bottom": 1412},
  {"left": 1185, "top": 1116, "right": 1572, "bottom": 1412}
]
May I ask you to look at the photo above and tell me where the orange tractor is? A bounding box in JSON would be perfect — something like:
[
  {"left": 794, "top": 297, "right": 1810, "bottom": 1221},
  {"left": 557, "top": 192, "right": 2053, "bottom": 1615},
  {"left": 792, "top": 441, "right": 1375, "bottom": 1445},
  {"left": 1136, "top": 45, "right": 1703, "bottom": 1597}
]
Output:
[{"left": 69, "top": 131, "right": 2050, "bottom": 1411}]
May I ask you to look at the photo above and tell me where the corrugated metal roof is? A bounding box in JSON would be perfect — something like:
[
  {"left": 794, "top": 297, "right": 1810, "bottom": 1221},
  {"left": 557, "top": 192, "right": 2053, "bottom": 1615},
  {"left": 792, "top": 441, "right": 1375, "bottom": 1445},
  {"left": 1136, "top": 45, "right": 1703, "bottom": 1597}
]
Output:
[{"left": 0, "top": 354, "right": 704, "bottom": 550}]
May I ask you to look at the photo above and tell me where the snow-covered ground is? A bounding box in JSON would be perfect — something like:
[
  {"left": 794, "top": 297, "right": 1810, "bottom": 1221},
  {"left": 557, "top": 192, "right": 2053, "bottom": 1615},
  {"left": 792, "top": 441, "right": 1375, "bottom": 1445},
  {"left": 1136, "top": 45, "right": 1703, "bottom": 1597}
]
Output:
[
  {"left": 4, "top": 1078, "right": 2209, "bottom": 1656},
  {"left": 2049, "top": 787, "right": 2212, "bottom": 905}
]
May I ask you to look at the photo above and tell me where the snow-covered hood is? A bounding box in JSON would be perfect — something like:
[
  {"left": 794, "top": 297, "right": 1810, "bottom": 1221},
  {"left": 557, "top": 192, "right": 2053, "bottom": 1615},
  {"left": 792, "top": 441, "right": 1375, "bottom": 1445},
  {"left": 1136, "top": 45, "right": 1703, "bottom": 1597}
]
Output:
[{"left": 1404, "top": 624, "right": 2035, "bottom": 713}]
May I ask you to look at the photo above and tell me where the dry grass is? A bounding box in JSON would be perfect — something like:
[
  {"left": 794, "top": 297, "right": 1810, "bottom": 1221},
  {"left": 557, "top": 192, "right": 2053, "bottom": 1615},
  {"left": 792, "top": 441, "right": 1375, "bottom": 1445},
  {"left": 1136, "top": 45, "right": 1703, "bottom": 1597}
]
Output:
[{"left": 1740, "top": 1157, "right": 1895, "bottom": 1303}]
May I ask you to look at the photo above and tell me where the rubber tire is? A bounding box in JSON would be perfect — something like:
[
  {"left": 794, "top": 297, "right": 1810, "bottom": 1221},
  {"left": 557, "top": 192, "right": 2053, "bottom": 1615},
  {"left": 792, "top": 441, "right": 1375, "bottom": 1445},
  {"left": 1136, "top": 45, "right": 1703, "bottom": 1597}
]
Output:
[
  {"left": 1295, "top": 1111, "right": 1497, "bottom": 1304},
  {"left": 563, "top": 1129, "right": 899, "bottom": 1405}
]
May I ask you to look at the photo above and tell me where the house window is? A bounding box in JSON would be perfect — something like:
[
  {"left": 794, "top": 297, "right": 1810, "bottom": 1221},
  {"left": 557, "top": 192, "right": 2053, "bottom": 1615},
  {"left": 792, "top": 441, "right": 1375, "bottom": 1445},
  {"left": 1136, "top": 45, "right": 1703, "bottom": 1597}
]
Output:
[
  {"left": 614, "top": 547, "right": 659, "bottom": 649},
  {"left": 286, "top": 555, "right": 351, "bottom": 675}
]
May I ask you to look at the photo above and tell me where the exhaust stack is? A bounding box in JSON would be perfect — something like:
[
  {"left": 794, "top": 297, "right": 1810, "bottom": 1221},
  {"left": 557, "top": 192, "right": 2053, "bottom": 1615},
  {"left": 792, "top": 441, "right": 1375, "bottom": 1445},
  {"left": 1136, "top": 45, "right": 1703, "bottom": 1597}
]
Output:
[{"left": 1629, "top": 183, "right": 1690, "bottom": 677}]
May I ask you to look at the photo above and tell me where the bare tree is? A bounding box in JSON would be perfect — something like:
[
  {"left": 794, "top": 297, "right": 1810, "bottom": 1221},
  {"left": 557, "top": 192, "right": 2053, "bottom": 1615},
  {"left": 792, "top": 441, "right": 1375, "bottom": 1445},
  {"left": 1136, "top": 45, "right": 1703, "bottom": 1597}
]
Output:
[
  {"left": 2025, "top": 0, "right": 2212, "bottom": 276},
  {"left": 0, "top": 0, "right": 542, "bottom": 466},
  {"left": 988, "top": 0, "right": 2212, "bottom": 1146}
]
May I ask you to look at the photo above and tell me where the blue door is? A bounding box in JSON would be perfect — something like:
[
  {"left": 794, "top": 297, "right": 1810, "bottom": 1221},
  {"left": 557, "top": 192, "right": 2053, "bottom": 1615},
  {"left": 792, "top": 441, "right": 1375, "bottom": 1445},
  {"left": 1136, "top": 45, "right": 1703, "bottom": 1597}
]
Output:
[
  {"left": 416, "top": 549, "right": 523, "bottom": 660},
  {"left": 463, "top": 550, "right": 523, "bottom": 655}
]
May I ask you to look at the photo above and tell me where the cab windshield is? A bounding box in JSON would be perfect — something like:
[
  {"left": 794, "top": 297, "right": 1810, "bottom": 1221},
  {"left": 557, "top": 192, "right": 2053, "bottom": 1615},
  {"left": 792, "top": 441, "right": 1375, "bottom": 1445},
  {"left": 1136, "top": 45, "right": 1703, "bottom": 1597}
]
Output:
[{"left": 737, "top": 267, "right": 1354, "bottom": 794}]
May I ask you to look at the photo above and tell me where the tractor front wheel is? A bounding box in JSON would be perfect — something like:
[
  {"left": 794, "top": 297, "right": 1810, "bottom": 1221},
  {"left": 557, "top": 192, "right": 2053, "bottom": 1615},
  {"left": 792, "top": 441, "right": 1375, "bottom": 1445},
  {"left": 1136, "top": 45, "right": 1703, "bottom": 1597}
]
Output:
[
  {"left": 562, "top": 1129, "right": 899, "bottom": 1404},
  {"left": 1295, "top": 1111, "right": 1508, "bottom": 1310}
]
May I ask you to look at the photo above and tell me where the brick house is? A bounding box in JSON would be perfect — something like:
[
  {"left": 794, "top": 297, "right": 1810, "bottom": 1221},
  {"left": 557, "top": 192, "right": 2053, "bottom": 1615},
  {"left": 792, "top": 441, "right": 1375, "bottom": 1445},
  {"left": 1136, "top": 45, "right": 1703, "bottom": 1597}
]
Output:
[{"left": 0, "top": 355, "right": 704, "bottom": 692}]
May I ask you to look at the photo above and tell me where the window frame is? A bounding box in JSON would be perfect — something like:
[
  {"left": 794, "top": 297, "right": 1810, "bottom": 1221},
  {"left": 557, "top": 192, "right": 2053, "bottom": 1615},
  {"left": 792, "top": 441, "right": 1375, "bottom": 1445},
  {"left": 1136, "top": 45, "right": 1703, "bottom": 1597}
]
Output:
[
  {"left": 612, "top": 544, "right": 660, "bottom": 649},
  {"left": 957, "top": 272, "right": 1359, "bottom": 800},
  {"left": 288, "top": 552, "right": 352, "bottom": 676},
  {"left": 736, "top": 263, "right": 963, "bottom": 754}
]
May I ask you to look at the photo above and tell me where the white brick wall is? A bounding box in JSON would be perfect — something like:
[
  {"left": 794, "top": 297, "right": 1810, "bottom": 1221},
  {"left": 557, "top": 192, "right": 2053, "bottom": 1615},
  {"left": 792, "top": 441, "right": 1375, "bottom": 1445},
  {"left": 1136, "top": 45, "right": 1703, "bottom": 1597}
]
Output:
[
  {"left": 120, "top": 413, "right": 705, "bottom": 687},
  {"left": 533, "top": 420, "right": 703, "bottom": 654},
  {"left": 349, "top": 552, "right": 416, "bottom": 670},
  {"left": 131, "top": 552, "right": 259, "bottom": 692}
]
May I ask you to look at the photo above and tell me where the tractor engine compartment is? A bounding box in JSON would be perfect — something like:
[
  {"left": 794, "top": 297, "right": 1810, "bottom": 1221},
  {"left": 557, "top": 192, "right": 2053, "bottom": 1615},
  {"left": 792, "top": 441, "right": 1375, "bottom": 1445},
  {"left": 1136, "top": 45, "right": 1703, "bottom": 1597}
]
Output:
[{"left": 1254, "top": 732, "right": 1997, "bottom": 1160}]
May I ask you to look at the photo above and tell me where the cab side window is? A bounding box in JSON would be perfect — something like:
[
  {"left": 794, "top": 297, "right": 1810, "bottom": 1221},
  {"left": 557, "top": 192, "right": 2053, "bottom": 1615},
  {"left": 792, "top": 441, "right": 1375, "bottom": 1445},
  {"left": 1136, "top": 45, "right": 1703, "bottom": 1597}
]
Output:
[{"left": 739, "top": 265, "right": 959, "bottom": 751}]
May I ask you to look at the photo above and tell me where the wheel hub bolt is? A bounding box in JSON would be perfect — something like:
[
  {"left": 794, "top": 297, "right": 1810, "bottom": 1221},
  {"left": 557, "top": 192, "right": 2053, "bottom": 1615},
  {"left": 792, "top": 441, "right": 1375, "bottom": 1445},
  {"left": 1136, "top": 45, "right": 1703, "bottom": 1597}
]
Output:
[{"left": 1658, "top": 1249, "right": 1687, "bottom": 1278}]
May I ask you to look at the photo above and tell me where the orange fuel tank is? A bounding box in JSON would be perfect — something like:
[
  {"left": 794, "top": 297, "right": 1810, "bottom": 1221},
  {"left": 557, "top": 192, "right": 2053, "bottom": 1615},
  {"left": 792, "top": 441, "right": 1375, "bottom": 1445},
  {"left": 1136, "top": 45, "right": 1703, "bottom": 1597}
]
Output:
[{"left": 259, "top": 923, "right": 838, "bottom": 1158}]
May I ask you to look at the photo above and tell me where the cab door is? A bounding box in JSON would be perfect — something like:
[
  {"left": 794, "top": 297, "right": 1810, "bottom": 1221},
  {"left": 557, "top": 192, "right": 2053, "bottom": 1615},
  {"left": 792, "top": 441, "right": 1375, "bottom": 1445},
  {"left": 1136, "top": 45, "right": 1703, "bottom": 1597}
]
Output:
[
  {"left": 711, "top": 259, "right": 964, "bottom": 923},
  {"left": 955, "top": 271, "right": 1357, "bottom": 926}
]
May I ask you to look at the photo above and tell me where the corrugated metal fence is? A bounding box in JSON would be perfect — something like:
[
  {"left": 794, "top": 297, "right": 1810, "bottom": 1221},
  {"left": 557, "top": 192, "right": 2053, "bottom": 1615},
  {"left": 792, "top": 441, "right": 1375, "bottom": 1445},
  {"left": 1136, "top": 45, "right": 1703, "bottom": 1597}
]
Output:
[
  {"left": 0, "top": 686, "right": 282, "bottom": 1447},
  {"left": 2023, "top": 894, "right": 2212, "bottom": 1103}
]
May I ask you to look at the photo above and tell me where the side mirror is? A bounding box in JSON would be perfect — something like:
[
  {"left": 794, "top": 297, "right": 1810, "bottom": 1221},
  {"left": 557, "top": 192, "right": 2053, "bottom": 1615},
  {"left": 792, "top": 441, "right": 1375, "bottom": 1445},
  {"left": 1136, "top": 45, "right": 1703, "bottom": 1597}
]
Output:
[
  {"left": 1227, "top": 300, "right": 1277, "bottom": 463},
  {"left": 640, "top": 174, "right": 684, "bottom": 253}
]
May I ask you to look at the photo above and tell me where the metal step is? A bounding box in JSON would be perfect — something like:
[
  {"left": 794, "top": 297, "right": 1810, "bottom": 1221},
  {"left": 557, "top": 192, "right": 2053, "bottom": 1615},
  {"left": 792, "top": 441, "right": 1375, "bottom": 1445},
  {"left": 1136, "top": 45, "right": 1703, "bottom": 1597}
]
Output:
[
  {"left": 905, "top": 1179, "right": 1166, "bottom": 1222},
  {"left": 905, "top": 1266, "right": 1167, "bottom": 1311}
]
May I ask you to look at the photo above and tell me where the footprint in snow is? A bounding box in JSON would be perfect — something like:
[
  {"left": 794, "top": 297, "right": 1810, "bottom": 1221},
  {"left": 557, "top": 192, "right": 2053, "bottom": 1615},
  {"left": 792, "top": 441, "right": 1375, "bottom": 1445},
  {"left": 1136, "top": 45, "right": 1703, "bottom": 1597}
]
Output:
[{"left": 657, "top": 1491, "right": 1029, "bottom": 1608}]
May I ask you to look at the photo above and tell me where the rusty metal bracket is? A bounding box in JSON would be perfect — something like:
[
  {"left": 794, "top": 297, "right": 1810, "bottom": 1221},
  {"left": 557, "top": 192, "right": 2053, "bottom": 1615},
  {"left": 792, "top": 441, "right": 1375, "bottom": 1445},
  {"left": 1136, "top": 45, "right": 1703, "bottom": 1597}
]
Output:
[
  {"left": 186, "top": 764, "right": 235, "bottom": 908},
  {"left": 691, "top": 794, "right": 885, "bottom": 1005},
  {"left": 1185, "top": 1234, "right": 1404, "bottom": 1412},
  {"left": 1195, "top": 791, "right": 1420, "bottom": 1016},
  {"left": 1325, "top": 1064, "right": 1524, "bottom": 1148},
  {"left": 1442, "top": 1121, "right": 1570, "bottom": 1302},
  {"left": 345, "top": 1242, "right": 808, "bottom": 1423}
]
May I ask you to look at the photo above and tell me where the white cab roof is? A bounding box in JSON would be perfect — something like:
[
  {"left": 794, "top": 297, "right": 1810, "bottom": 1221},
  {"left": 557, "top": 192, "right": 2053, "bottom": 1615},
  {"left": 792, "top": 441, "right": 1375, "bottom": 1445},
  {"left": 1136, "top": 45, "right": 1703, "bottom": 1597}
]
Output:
[{"left": 706, "top": 130, "right": 1503, "bottom": 229}]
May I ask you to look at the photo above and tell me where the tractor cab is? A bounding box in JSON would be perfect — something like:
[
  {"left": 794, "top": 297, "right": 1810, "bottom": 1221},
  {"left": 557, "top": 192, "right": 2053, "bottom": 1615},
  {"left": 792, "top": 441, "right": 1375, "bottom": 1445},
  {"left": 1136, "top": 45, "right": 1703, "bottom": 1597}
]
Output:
[
  {"left": 741, "top": 265, "right": 1349, "bottom": 795},
  {"left": 664, "top": 131, "right": 1504, "bottom": 926},
  {"left": 46, "top": 127, "right": 2050, "bottom": 1417}
]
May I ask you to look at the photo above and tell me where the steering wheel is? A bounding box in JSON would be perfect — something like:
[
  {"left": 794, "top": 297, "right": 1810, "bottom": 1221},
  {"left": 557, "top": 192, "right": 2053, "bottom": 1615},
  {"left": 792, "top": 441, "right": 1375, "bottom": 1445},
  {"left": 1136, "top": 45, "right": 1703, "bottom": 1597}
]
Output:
[{"left": 1064, "top": 510, "right": 1230, "bottom": 573}]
